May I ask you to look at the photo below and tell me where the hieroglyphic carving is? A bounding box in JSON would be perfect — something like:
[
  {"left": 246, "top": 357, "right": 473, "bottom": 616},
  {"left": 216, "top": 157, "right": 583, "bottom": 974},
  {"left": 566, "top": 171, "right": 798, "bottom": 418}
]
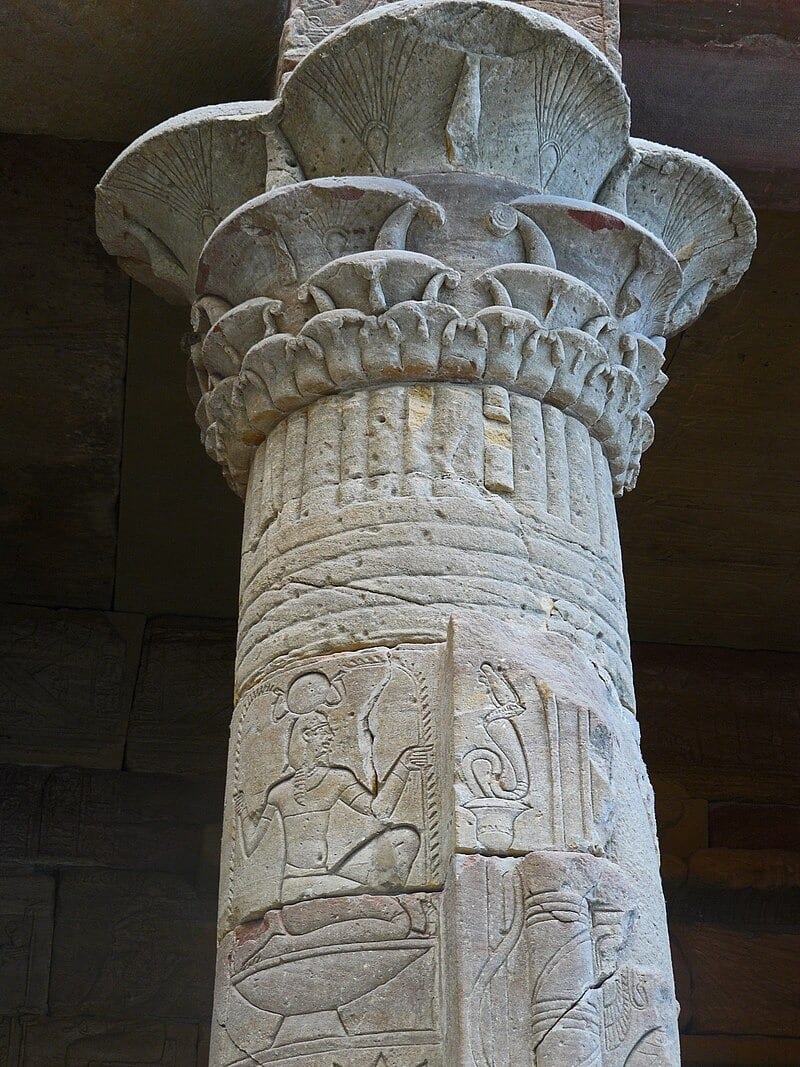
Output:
[
  {"left": 213, "top": 893, "right": 443, "bottom": 1065},
  {"left": 278, "top": 0, "right": 621, "bottom": 84},
  {"left": 221, "top": 645, "right": 448, "bottom": 929},
  {"left": 49, "top": 870, "right": 214, "bottom": 1020},
  {"left": 450, "top": 619, "right": 614, "bottom": 856},
  {"left": 0, "top": 605, "right": 143, "bottom": 768},
  {"left": 5, "top": 1019, "right": 199, "bottom": 1067},
  {"left": 0, "top": 764, "right": 219, "bottom": 874},
  {"left": 126, "top": 616, "right": 235, "bottom": 777},
  {"left": 527, "top": 0, "right": 620, "bottom": 69},
  {"left": 451, "top": 853, "right": 680, "bottom": 1067}
]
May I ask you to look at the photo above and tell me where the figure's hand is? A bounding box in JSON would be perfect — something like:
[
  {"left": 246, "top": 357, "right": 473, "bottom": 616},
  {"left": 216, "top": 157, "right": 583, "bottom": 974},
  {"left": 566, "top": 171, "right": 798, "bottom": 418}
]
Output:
[
  {"left": 233, "top": 790, "right": 248, "bottom": 819},
  {"left": 400, "top": 745, "right": 432, "bottom": 771}
]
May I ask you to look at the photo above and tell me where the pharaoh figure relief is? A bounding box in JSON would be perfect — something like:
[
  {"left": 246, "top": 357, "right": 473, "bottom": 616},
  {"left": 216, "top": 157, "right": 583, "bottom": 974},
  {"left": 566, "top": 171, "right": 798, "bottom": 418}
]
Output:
[
  {"left": 223, "top": 647, "right": 444, "bottom": 924},
  {"left": 95, "top": 0, "right": 756, "bottom": 1062}
]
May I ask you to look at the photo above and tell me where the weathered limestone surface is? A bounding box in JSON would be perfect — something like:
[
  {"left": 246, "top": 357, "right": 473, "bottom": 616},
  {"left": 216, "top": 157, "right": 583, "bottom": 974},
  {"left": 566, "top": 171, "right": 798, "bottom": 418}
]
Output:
[{"left": 96, "top": 0, "right": 755, "bottom": 1062}]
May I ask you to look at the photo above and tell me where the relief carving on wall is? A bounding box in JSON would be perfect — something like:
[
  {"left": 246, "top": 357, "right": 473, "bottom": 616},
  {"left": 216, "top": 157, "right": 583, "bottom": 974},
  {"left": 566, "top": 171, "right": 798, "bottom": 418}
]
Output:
[
  {"left": 452, "top": 631, "right": 613, "bottom": 857},
  {"left": 455, "top": 853, "right": 679, "bottom": 1067}
]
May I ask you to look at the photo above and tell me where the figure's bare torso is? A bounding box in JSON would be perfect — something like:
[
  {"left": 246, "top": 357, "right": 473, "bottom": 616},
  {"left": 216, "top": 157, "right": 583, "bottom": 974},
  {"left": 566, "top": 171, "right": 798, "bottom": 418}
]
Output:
[{"left": 268, "top": 768, "right": 371, "bottom": 871}]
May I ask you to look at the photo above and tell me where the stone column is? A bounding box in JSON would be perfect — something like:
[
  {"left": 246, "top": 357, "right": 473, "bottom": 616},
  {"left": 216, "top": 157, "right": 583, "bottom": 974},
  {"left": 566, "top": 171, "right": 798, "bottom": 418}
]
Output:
[{"left": 96, "top": 2, "right": 755, "bottom": 1063}]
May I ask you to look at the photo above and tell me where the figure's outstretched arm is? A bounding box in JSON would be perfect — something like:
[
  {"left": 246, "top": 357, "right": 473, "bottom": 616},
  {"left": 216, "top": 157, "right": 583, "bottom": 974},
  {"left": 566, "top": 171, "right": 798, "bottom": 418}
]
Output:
[
  {"left": 372, "top": 746, "right": 430, "bottom": 820},
  {"left": 234, "top": 790, "right": 277, "bottom": 858}
]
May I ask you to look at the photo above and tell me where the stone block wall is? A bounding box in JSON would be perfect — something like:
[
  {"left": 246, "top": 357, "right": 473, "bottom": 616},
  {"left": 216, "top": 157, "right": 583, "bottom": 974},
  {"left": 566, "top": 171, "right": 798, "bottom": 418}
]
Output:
[
  {"left": 0, "top": 608, "right": 230, "bottom": 1064},
  {"left": 636, "top": 644, "right": 800, "bottom": 1066},
  {"left": 0, "top": 132, "right": 237, "bottom": 1065}
]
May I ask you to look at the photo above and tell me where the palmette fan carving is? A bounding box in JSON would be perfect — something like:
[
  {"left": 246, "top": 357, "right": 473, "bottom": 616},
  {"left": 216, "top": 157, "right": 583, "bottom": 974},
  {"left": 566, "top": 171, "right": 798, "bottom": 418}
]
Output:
[
  {"left": 626, "top": 139, "right": 757, "bottom": 333},
  {"left": 96, "top": 101, "right": 299, "bottom": 303},
  {"left": 281, "top": 0, "right": 631, "bottom": 198},
  {"left": 95, "top": 0, "right": 755, "bottom": 499}
]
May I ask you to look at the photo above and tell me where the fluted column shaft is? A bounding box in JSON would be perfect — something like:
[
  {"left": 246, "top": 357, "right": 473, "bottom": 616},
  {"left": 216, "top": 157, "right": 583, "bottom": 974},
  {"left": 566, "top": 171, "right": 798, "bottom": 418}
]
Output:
[{"left": 236, "top": 388, "right": 628, "bottom": 703}]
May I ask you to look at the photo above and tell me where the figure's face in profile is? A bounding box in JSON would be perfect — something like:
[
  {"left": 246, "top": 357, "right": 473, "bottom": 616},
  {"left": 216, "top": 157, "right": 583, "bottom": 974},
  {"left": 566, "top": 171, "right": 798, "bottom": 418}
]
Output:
[{"left": 302, "top": 715, "right": 334, "bottom": 762}]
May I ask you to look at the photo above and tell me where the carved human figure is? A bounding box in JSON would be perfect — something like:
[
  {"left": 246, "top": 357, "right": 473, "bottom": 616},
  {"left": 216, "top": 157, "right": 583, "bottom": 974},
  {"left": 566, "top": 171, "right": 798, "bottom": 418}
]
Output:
[{"left": 234, "top": 670, "right": 430, "bottom": 902}]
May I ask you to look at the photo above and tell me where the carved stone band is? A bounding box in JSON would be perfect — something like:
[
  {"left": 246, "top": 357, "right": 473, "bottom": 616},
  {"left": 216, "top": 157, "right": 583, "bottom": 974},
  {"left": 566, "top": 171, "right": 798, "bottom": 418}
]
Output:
[{"left": 192, "top": 175, "right": 675, "bottom": 496}]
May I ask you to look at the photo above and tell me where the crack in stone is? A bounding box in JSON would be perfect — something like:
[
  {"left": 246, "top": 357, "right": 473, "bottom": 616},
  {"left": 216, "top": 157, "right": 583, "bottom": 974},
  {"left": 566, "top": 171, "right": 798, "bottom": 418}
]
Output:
[{"left": 530, "top": 963, "right": 618, "bottom": 1056}]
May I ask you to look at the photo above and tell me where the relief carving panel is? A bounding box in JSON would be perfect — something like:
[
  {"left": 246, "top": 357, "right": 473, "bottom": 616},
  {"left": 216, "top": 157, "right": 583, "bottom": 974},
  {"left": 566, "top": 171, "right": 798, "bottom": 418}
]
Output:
[
  {"left": 0, "top": 606, "right": 143, "bottom": 769},
  {"left": 213, "top": 892, "right": 443, "bottom": 1065},
  {"left": 221, "top": 645, "right": 451, "bottom": 930},
  {"left": 0, "top": 875, "right": 54, "bottom": 1016},
  {"left": 449, "top": 853, "right": 680, "bottom": 1066},
  {"left": 450, "top": 625, "right": 615, "bottom": 856},
  {"left": 50, "top": 870, "right": 215, "bottom": 1021},
  {"left": 3, "top": 1018, "right": 199, "bottom": 1067}
]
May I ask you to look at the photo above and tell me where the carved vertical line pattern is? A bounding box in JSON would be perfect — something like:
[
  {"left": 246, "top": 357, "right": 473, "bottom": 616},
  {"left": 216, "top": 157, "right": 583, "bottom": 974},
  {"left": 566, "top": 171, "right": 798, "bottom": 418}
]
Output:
[
  {"left": 367, "top": 387, "right": 404, "bottom": 498},
  {"left": 565, "top": 416, "right": 600, "bottom": 541},
  {"left": 241, "top": 441, "right": 266, "bottom": 554},
  {"left": 301, "top": 395, "right": 340, "bottom": 516},
  {"left": 578, "top": 706, "right": 592, "bottom": 841},
  {"left": 431, "top": 383, "right": 476, "bottom": 497},
  {"left": 449, "top": 385, "right": 484, "bottom": 490},
  {"left": 591, "top": 435, "right": 623, "bottom": 570},
  {"left": 269, "top": 418, "right": 286, "bottom": 521},
  {"left": 546, "top": 693, "right": 566, "bottom": 846},
  {"left": 339, "top": 391, "right": 369, "bottom": 505},
  {"left": 403, "top": 383, "right": 435, "bottom": 497},
  {"left": 509, "top": 393, "right": 548, "bottom": 507},
  {"left": 280, "top": 408, "right": 307, "bottom": 523},
  {"left": 542, "top": 403, "right": 571, "bottom": 522}
]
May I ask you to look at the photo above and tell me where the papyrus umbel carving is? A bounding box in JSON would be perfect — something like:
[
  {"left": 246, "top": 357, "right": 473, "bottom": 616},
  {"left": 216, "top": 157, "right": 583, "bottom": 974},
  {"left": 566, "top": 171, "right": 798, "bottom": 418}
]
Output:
[{"left": 96, "top": 2, "right": 755, "bottom": 1062}]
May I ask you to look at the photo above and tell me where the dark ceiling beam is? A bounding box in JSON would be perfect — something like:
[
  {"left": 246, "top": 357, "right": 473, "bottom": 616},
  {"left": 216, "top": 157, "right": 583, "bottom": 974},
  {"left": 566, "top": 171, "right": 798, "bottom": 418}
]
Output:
[{"left": 621, "top": 0, "right": 800, "bottom": 211}]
